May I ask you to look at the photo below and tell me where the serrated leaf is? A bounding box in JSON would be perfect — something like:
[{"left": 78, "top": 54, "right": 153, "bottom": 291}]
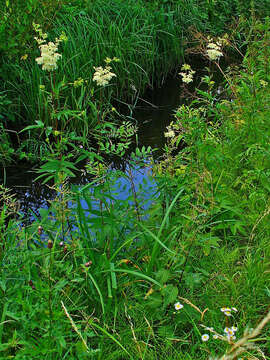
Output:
[
  {"left": 163, "top": 285, "right": 178, "bottom": 307},
  {"left": 155, "top": 268, "right": 170, "bottom": 284}
]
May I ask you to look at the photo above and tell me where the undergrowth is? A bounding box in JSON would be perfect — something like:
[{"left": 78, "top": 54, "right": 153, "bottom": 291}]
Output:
[{"left": 1, "top": 7, "right": 270, "bottom": 360}]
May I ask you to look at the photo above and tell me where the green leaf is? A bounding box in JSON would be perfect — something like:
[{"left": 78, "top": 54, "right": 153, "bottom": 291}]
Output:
[
  {"left": 162, "top": 284, "right": 178, "bottom": 307},
  {"left": 155, "top": 268, "right": 170, "bottom": 285}
]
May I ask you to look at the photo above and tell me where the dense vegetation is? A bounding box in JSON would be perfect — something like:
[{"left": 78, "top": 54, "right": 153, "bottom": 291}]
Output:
[
  {"left": 1, "top": 0, "right": 270, "bottom": 164},
  {"left": 1, "top": 1, "right": 270, "bottom": 359}
]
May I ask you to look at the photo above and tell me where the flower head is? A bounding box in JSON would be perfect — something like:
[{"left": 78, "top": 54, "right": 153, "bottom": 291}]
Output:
[
  {"left": 73, "top": 77, "right": 84, "bottom": 88},
  {"left": 34, "top": 25, "right": 65, "bottom": 72},
  {"left": 224, "top": 326, "right": 237, "bottom": 341},
  {"left": 164, "top": 130, "right": 175, "bottom": 138},
  {"left": 93, "top": 65, "right": 116, "bottom": 86},
  {"left": 221, "top": 307, "right": 238, "bottom": 317},
  {"left": 35, "top": 41, "right": 62, "bottom": 71},
  {"left": 201, "top": 334, "right": 209, "bottom": 342},
  {"left": 181, "top": 63, "right": 191, "bottom": 71},
  {"left": 174, "top": 302, "right": 184, "bottom": 310},
  {"left": 206, "top": 40, "right": 223, "bottom": 61},
  {"left": 179, "top": 64, "right": 195, "bottom": 84}
]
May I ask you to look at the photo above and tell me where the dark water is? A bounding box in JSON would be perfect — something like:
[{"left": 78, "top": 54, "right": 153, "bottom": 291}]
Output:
[
  {"left": 1, "top": 59, "right": 229, "bottom": 219},
  {"left": 1, "top": 75, "right": 184, "bottom": 218}
]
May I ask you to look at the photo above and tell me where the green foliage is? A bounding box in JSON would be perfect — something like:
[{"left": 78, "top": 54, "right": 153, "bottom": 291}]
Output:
[
  {"left": 2, "top": 10, "right": 270, "bottom": 360},
  {"left": 0, "top": 0, "right": 66, "bottom": 63}
]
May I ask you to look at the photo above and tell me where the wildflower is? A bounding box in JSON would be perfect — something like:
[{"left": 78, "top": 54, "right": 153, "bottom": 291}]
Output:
[
  {"left": 201, "top": 334, "right": 209, "bottom": 342},
  {"left": 231, "top": 307, "right": 238, "bottom": 312},
  {"left": 164, "top": 130, "right": 175, "bottom": 138},
  {"left": 34, "top": 24, "right": 63, "bottom": 72},
  {"left": 180, "top": 73, "right": 193, "bottom": 84},
  {"left": 224, "top": 327, "right": 237, "bottom": 341},
  {"left": 174, "top": 302, "right": 184, "bottom": 310},
  {"left": 221, "top": 307, "right": 231, "bottom": 312},
  {"left": 84, "top": 261, "right": 92, "bottom": 267},
  {"left": 33, "top": 23, "right": 48, "bottom": 46},
  {"left": 105, "top": 57, "right": 112, "bottom": 64},
  {"left": 179, "top": 64, "right": 195, "bottom": 84},
  {"left": 73, "top": 77, "right": 84, "bottom": 88},
  {"left": 93, "top": 65, "right": 116, "bottom": 86},
  {"left": 21, "top": 54, "right": 28, "bottom": 60},
  {"left": 59, "top": 31, "right": 68, "bottom": 42},
  {"left": 38, "top": 225, "right": 43, "bottom": 235},
  {"left": 59, "top": 241, "right": 64, "bottom": 247},
  {"left": 39, "top": 84, "right": 45, "bottom": 90},
  {"left": 206, "top": 41, "right": 223, "bottom": 61},
  {"left": 181, "top": 63, "right": 191, "bottom": 71},
  {"left": 36, "top": 41, "right": 62, "bottom": 72},
  {"left": 105, "top": 56, "right": 120, "bottom": 64},
  {"left": 213, "top": 334, "right": 219, "bottom": 339},
  {"left": 224, "top": 327, "right": 233, "bottom": 334},
  {"left": 259, "top": 80, "right": 268, "bottom": 87}
]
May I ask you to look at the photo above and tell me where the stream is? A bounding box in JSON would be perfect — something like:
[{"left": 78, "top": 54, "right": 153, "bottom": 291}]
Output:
[
  {"left": 1, "top": 59, "right": 228, "bottom": 220},
  {"left": 1, "top": 75, "right": 185, "bottom": 219}
]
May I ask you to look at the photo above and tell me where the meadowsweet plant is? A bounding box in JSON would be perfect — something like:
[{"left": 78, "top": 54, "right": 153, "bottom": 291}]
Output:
[
  {"left": 33, "top": 23, "right": 67, "bottom": 72},
  {"left": 93, "top": 66, "right": 116, "bottom": 87},
  {"left": 179, "top": 63, "right": 196, "bottom": 84},
  {"left": 206, "top": 38, "right": 223, "bottom": 61},
  {"left": 92, "top": 57, "right": 119, "bottom": 87}
]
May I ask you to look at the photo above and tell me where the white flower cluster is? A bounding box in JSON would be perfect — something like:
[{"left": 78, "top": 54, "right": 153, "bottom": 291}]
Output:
[
  {"left": 36, "top": 42, "right": 62, "bottom": 72},
  {"left": 220, "top": 306, "right": 238, "bottom": 317},
  {"left": 164, "top": 129, "right": 175, "bottom": 138},
  {"left": 93, "top": 65, "right": 116, "bottom": 87},
  {"left": 33, "top": 23, "right": 67, "bottom": 72},
  {"left": 206, "top": 40, "right": 223, "bottom": 61},
  {"left": 201, "top": 324, "right": 238, "bottom": 343},
  {"left": 179, "top": 63, "right": 195, "bottom": 84},
  {"left": 224, "top": 326, "right": 238, "bottom": 341}
]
